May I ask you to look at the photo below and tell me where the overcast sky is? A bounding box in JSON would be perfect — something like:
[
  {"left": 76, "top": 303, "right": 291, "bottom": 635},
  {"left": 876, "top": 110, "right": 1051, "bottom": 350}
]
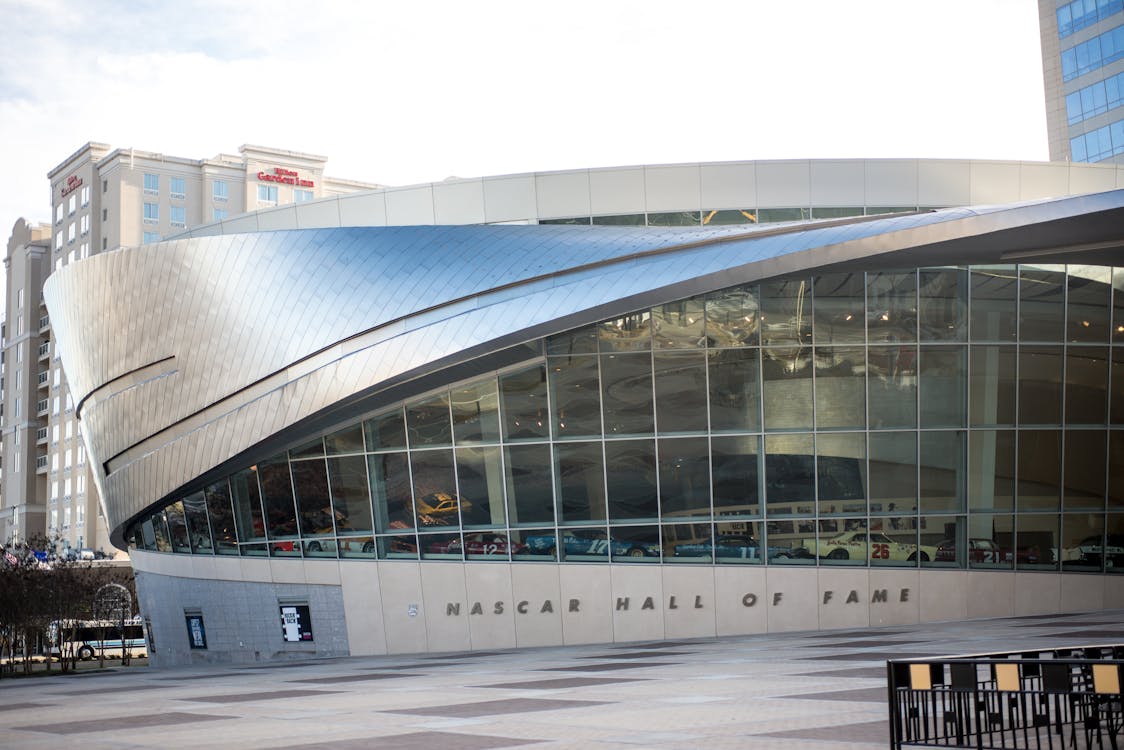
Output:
[{"left": 0, "top": 0, "right": 1048, "bottom": 235}]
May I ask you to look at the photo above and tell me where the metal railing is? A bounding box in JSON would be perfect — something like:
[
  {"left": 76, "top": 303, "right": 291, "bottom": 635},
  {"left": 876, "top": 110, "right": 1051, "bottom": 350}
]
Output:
[{"left": 889, "top": 646, "right": 1124, "bottom": 749}]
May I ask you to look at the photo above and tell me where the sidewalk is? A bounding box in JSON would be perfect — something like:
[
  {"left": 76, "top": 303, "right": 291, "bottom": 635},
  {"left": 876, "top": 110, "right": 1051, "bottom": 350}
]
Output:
[{"left": 1, "top": 609, "right": 1121, "bottom": 749}]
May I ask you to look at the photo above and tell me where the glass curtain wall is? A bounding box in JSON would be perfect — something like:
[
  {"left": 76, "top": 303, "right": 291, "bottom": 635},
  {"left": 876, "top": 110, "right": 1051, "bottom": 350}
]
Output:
[{"left": 131, "top": 264, "right": 1124, "bottom": 573}]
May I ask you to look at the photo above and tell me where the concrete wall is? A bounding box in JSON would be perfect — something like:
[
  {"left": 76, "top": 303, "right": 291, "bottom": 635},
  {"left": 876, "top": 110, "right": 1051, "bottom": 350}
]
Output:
[{"left": 132, "top": 550, "right": 1120, "bottom": 666}]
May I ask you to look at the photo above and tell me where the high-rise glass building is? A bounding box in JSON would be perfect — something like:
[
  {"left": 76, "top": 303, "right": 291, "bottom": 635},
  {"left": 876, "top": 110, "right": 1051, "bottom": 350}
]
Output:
[{"left": 1040, "top": 0, "right": 1124, "bottom": 162}]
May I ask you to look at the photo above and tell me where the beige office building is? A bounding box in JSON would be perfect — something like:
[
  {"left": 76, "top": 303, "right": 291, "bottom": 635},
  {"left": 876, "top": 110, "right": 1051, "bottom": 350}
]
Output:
[{"left": 1, "top": 143, "right": 377, "bottom": 555}]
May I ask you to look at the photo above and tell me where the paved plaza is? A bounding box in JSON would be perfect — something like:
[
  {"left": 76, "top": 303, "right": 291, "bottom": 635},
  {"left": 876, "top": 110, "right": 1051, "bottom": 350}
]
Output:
[{"left": 2, "top": 609, "right": 1122, "bottom": 749}]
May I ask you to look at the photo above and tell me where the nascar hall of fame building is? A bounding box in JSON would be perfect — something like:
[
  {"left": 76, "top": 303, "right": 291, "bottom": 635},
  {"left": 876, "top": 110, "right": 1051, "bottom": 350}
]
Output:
[{"left": 42, "top": 159, "right": 1124, "bottom": 665}]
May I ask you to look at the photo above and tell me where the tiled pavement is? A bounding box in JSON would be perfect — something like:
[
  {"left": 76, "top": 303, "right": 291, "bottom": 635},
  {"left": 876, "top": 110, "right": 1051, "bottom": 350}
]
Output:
[{"left": 2, "top": 610, "right": 1122, "bottom": 749}]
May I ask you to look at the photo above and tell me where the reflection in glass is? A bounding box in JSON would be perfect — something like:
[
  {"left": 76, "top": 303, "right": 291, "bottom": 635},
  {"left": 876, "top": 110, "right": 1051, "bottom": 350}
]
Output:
[
  {"left": 1016, "top": 513, "right": 1059, "bottom": 569},
  {"left": 815, "top": 346, "right": 865, "bottom": 429},
  {"left": 1019, "top": 347, "right": 1063, "bottom": 424},
  {"left": 813, "top": 273, "right": 865, "bottom": 344},
  {"left": 869, "top": 432, "right": 917, "bottom": 513},
  {"left": 757, "top": 207, "right": 810, "bottom": 223},
  {"left": 407, "top": 394, "right": 452, "bottom": 448},
  {"left": 867, "top": 271, "right": 916, "bottom": 343},
  {"left": 922, "top": 515, "right": 964, "bottom": 567},
  {"left": 918, "top": 268, "right": 967, "bottom": 341},
  {"left": 868, "top": 343, "right": 916, "bottom": 429},
  {"left": 708, "top": 348, "right": 760, "bottom": 432},
  {"left": 648, "top": 211, "right": 701, "bottom": 226},
  {"left": 1068, "top": 266, "right": 1112, "bottom": 342},
  {"left": 762, "top": 347, "right": 812, "bottom": 430},
  {"left": 760, "top": 278, "right": 811, "bottom": 347},
  {"left": 290, "top": 437, "right": 324, "bottom": 459},
  {"left": 1115, "top": 268, "right": 1124, "bottom": 343},
  {"left": 703, "top": 209, "right": 757, "bottom": 225},
  {"left": 969, "top": 346, "right": 1016, "bottom": 426},
  {"left": 421, "top": 532, "right": 463, "bottom": 559},
  {"left": 555, "top": 441, "right": 606, "bottom": 524},
  {"left": 377, "top": 534, "right": 418, "bottom": 559},
  {"left": 658, "top": 437, "right": 710, "bottom": 518},
  {"left": 610, "top": 525, "right": 662, "bottom": 561},
  {"left": 259, "top": 457, "right": 299, "bottom": 542},
  {"left": 652, "top": 297, "right": 704, "bottom": 349},
  {"left": 183, "top": 492, "right": 213, "bottom": 554},
  {"left": 969, "top": 430, "right": 1015, "bottom": 511},
  {"left": 1066, "top": 347, "right": 1108, "bottom": 424},
  {"left": 365, "top": 408, "right": 407, "bottom": 451},
  {"left": 456, "top": 446, "right": 506, "bottom": 527},
  {"left": 291, "top": 459, "right": 334, "bottom": 537},
  {"left": 705, "top": 285, "right": 759, "bottom": 347},
  {"left": 1064, "top": 430, "right": 1106, "bottom": 511},
  {"left": 764, "top": 434, "right": 814, "bottom": 516},
  {"left": 1018, "top": 430, "right": 1061, "bottom": 511},
  {"left": 1019, "top": 265, "right": 1066, "bottom": 342},
  {"left": 816, "top": 432, "right": 866, "bottom": 515},
  {"left": 711, "top": 435, "right": 760, "bottom": 517},
  {"left": 546, "top": 325, "right": 598, "bottom": 356},
  {"left": 204, "top": 481, "right": 237, "bottom": 554},
  {"left": 919, "top": 431, "right": 964, "bottom": 513},
  {"left": 1112, "top": 432, "right": 1124, "bottom": 509},
  {"left": 501, "top": 365, "right": 549, "bottom": 440},
  {"left": 451, "top": 379, "right": 500, "bottom": 444},
  {"left": 654, "top": 352, "right": 707, "bottom": 433},
  {"left": 512, "top": 528, "right": 558, "bottom": 559},
  {"left": 328, "top": 455, "right": 373, "bottom": 534},
  {"left": 151, "top": 512, "right": 171, "bottom": 552},
  {"left": 505, "top": 444, "right": 554, "bottom": 525},
  {"left": 165, "top": 501, "right": 190, "bottom": 553},
  {"left": 549, "top": 355, "right": 602, "bottom": 438},
  {"left": 664, "top": 522, "right": 718, "bottom": 563},
  {"left": 970, "top": 266, "right": 1017, "bottom": 341},
  {"left": 919, "top": 346, "right": 966, "bottom": 427},
  {"left": 605, "top": 439, "right": 657, "bottom": 521},
  {"left": 338, "top": 536, "right": 375, "bottom": 558},
  {"left": 967, "top": 513, "right": 1013, "bottom": 569},
  {"left": 410, "top": 449, "right": 458, "bottom": 529},
  {"left": 231, "top": 467, "right": 267, "bottom": 543},
  {"left": 324, "top": 424, "right": 364, "bottom": 455},
  {"left": 601, "top": 353, "right": 654, "bottom": 435},
  {"left": 599, "top": 311, "right": 652, "bottom": 351},
  {"left": 369, "top": 452, "right": 413, "bottom": 531},
  {"left": 1060, "top": 513, "right": 1105, "bottom": 570}
]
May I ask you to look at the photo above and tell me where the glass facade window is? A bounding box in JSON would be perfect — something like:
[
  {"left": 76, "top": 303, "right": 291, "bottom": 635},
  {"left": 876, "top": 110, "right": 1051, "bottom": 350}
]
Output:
[
  {"left": 127, "top": 263, "right": 1124, "bottom": 573},
  {"left": 1060, "top": 24, "right": 1124, "bottom": 82},
  {"left": 1058, "top": 0, "right": 1124, "bottom": 38}
]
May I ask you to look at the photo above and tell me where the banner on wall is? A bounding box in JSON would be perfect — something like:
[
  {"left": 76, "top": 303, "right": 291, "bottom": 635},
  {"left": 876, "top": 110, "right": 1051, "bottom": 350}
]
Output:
[{"left": 280, "top": 604, "right": 313, "bottom": 642}]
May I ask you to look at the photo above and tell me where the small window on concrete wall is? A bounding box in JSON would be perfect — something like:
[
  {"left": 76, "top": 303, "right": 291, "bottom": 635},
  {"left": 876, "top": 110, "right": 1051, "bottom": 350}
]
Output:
[
  {"left": 280, "top": 604, "right": 313, "bottom": 642},
  {"left": 185, "top": 612, "right": 207, "bottom": 649}
]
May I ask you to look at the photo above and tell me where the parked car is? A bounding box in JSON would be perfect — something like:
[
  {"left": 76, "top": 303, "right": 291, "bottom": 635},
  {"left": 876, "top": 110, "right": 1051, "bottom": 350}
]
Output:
[
  {"left": 936, "top": 538, "right": 1002, "bottom": 563},
  {"left": 524, "top": 528, "right": 660, "bottom": 558},
  {"left": 412, "top": 492, "right": 472, "bottom": 525},
  {"left": 801, "top": 531, "right": 937, "bottom": 562},
  {"left": 674, "top": 534, "right": 798, "bottom": 560},
  {"left": 427, "top": 532, "right": 525, "bottom": 556}
]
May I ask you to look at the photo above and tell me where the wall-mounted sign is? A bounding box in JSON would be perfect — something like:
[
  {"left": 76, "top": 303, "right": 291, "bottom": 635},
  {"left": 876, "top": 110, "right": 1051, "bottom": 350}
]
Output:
[
  {"left": 61, "top": 174, "right": 83, "bottom": 197},
  {"left": 257, "top": 167, "right": 314, "bottom": 188},
  {"left": 280, "top": 604, "right": 313, "bottom": 642},
  {"left": 185, "top": 614, "right": 207, "bottom": 649}
]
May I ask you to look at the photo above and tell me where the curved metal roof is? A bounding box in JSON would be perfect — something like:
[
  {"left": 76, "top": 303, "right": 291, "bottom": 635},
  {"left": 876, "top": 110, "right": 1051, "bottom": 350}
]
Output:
[{"left": 42, "top": 190, "right": 1124, "bottom": 544}]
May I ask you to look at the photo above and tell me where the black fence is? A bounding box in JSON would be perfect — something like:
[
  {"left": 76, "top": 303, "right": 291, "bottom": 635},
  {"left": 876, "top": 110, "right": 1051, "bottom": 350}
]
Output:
[{"left": 888, "top": 646, "right": 1124, "bottom": 749}]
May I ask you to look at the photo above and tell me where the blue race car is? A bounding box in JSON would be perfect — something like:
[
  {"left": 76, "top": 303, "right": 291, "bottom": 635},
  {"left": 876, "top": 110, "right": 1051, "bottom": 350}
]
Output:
[
  {"left": 674, "top": 534, "right": 796, "bottom": 560},
  {"left": 524, "top": 528, "right": 660, "bottom": 558}
]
